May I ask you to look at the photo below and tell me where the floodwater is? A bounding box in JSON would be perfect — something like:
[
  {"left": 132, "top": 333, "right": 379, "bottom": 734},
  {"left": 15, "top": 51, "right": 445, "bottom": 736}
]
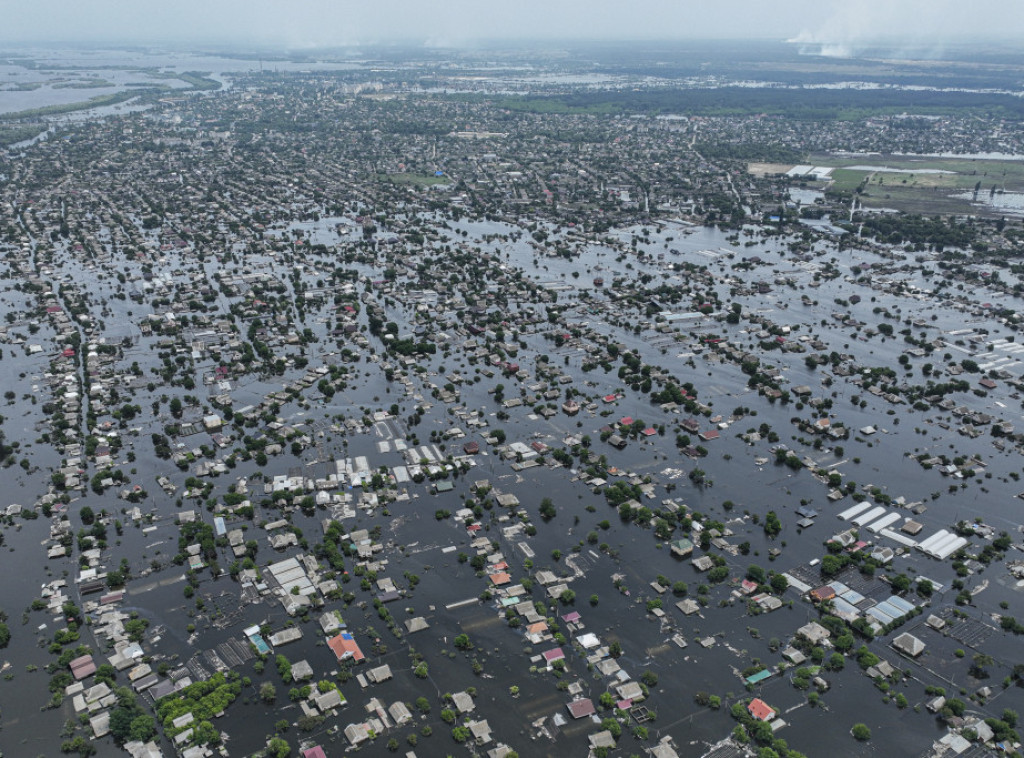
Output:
[
  {"left": 0, "top": 48, "right": 366, "bottom": 116},
  {"left": 2, "top": 204, "right": 1024, "bottom": 757},
  {"left": 954, "top": 190, "right": 1024, "bottom": 216},
  {"left": 788, "top": 188, "right": 825, "bottom": 205},
  {"left": 844, "top": 166, "right": 956, "bottom": 175}
]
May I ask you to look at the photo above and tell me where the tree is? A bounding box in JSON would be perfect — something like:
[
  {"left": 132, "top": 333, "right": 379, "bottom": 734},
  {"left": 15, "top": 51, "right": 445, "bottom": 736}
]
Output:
[
  {"left": 259, "top": 682, "right": 277, "bottom": 703},
  {"left": 820, "top": 554, "right": 846, "bottom": 578},
  {"left": 707, "top": 566, "right": 729, "bottom": 583},
  {"left": 106, "top": 570, "right": 126, "bottom": 589},
  {"left": 970, "top": 653, "right": 994, "bottom": 679},
  {"left": 297, "top": 715, "right": 325, "bottom": 732},
  {"left": 834, "top": 634, "right": 855, "bottom": 653},
  {"left": 275, "top": 655, "right": 292, "bottom": 682},
  {"left": 94, "top": 663, "right": 116, "bottom": 686},
  {"left": 539, "top": 497, "right": 556, "bottom": 520},
  {"left": 890, "top": 574, "right": 911, "bottom": 593},
  {"left": 60, "top": 736, "right": 96, "bottom": 757},
  {"left": 266, "top": 737, "right": 291, "bottom": 758},
  {"left": 751, "top": 720, "right": 774, "bottom": 745},
  {"left": 109, "top": 691, "right": 152, "bottom": 745},
  {"left": 453, "top": 634, "right": 472, "bottom": 651},
  {"left": 856, "top": 646, "right": 880, "bottom": 669},
  {"left": 851, "top": 723, "right": 871, "bottom": 741},
  {"left": 126, "top": 713, "right": 156, "bottom": 741}
]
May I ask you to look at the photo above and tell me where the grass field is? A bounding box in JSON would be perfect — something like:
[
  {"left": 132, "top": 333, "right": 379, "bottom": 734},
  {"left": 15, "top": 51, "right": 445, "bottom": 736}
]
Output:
[
  {"left": 762, "top": 154, "right": 1024, "bottom": 216},
  {"left": 826, "top": 168, "right": 870, "bottom": 193}
]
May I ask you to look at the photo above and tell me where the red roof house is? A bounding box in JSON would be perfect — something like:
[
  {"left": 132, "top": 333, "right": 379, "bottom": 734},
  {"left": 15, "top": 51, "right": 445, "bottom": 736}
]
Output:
[
  {"left": 748, "top": 698, "right": 776, "bottom": 721},
  {"left": 70, "top": 654, "right": 97, "bottom": 681},
  {"left": 809, "top": 585, "right": 836, "bottom": 603},
  {"left": 542, "top": 647, "right": 565, "bottom": 664},
  {"left": 567, "top": 698, "right": 596, "bottom": 719},
  {"left": 327, "top": 632, "right": 365, "bottom": 663}
]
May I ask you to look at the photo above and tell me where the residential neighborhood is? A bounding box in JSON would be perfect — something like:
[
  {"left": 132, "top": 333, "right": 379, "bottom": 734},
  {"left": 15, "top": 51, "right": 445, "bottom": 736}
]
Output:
[{"left": 0, "top": 37, "right": 1023, "bottom": 758}]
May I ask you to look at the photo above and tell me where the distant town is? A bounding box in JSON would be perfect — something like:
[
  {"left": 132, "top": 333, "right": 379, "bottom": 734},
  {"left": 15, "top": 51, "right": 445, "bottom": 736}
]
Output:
[{"left": 0, "top": 40, "right": 1023, "bottom": 758}]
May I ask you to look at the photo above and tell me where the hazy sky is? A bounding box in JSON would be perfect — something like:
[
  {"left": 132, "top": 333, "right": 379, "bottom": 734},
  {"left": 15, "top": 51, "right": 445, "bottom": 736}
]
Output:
[{"left": 3, "top": 0, "right": 1023, "bottom": 49}]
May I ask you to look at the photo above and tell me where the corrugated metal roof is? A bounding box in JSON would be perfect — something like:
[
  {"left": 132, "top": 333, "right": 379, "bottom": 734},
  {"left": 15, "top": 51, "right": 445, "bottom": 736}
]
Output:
[
  {"left": 838, "top": 588, "right": 865, "bottom": 605},
  {"left": 887, "top": 595, "right": 915, "bottom": 615},
  {"left": 867, "top": 605, "right": 896, "bottom": 624}
]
